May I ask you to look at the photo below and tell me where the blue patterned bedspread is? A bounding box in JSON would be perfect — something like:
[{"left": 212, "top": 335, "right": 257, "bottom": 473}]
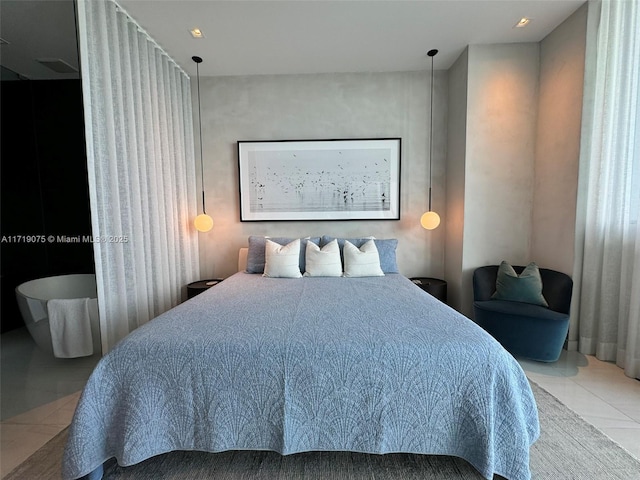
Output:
[{"left": 63, "top": 273, "right": 539, "bottom": 480}]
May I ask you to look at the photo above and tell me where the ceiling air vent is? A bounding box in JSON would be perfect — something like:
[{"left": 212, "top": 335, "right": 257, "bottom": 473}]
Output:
[{"left": 36, "top": 58, "right": 78, "bottom": 74}]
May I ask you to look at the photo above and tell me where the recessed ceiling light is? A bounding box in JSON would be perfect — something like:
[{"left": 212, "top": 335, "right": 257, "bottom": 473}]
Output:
[
  {"left": 190, "top": 28, "right": 205, "bottom": 39},
  {"left": 514, "top": 17, "right": 531, "bottom": 28}
]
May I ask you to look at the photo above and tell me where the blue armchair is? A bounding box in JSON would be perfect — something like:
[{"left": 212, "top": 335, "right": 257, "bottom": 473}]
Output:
[{"left": 473, "top": 265, "right": 573, "bottom": 362}]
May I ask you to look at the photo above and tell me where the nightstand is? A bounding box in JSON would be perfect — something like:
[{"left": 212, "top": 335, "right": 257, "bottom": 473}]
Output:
[
  {"left": 410, "top": 277, "right": 447, "bottom": 303},
  {"left": 187, "top": 278, "right": 223, "bottom": 299}
]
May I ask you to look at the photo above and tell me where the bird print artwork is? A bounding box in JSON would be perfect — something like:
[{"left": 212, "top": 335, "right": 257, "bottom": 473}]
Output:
[{"left": 241, "top": 139, "right": 400, "bottom": 220}]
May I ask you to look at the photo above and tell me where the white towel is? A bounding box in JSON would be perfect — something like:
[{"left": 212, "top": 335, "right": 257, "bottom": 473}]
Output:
[{"left": 47, "top": 298, "right": 94, "bottom": 358}]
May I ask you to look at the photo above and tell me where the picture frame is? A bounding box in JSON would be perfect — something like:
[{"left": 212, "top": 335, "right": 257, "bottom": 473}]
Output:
[{"left": 238, "top": 138, "right": 401, "bottom": 221}]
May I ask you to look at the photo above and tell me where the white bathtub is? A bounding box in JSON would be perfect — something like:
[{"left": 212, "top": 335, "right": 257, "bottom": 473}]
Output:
[{"left": 15, "top": 274, "right": 101, "bottom": 357}]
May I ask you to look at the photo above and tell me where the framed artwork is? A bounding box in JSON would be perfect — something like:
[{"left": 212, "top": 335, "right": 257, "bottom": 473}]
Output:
[{"left": 238, "top": 138, "right": 401, "bottom": 221}]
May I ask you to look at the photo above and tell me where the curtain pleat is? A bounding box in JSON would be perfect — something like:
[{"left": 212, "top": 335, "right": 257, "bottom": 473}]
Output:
[
  {"left": 76, "top": 0, "right": 199, "bottom": 353},
  {"left": 571, "top": 0, "right": 640, "bottom": 378}
]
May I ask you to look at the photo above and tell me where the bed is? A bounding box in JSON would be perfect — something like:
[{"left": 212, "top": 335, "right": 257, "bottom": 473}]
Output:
[{"left": 63, "top": 242, "right": 539, "bottom": 480}]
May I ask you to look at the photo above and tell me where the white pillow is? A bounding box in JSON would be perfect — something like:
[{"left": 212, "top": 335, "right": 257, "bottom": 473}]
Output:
[
  {"left": 343, "top": 239, "right": 384, "bottom": 277},
  {"left": 304, "top": 239, "right": 343, "bottom": 277},
  {"left": 263, "top": 239, "right": 302, "bottom": 278}
]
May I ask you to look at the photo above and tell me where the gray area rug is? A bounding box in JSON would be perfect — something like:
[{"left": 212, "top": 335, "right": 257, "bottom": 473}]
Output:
[{"left": 6, "top": 382, "right": 640, "bottom": 479}]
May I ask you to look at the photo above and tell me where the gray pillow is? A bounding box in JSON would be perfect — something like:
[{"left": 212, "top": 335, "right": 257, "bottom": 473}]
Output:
[
  {"left": 320, "top": 236, "right": 399, "bottom": 274},
  {"left": 246, "top": 236, "right": 320, "bottom": 274},
  {"left": 491, "top": 261, "right": 549, "bottom": 307}
]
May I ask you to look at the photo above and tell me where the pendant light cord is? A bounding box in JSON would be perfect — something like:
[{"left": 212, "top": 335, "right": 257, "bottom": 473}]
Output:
[
  {"left": 429, "top": 53, "right": 433, "bottom": 210},
  {"left": 427, "top": 49, "right": 438, "bottom": 212},
  {"left": 194, "top": 57, "right": 206, "bottom": 215}
]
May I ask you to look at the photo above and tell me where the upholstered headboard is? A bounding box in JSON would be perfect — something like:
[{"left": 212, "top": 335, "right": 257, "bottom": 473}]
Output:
[{"left": 238, "top": 247, "right": 248, "bottom": 273}]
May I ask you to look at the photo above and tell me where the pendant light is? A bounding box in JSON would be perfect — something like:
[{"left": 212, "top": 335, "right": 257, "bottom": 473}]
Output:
[
  {"left": 192, "top": 55, "right": 213, "bottom": 233},
  {"left": 420, "top": 49, "right": 441, "bottom": 230}
]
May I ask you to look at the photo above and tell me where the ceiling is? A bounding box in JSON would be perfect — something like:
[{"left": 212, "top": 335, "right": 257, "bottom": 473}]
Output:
[
  {"left": 0, "top": 1, "right": 79, "bottom": 80},
  {"left": 0, "top": 0, "right": 584, "bottom": 80}
]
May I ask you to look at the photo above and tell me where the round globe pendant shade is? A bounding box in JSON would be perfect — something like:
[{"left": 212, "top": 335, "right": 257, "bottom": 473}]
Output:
[
  {"left": 420, "top": 211, "right": 441, "bottom": 230},
  {"left": 194, "top": 213, "right": 213, "bottom": 232}
]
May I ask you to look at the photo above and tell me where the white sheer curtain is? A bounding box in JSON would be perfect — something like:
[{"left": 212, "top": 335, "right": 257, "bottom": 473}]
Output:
[
  {"left": 570, "top": 0, "right": 640, "bottom": 379},
  {"left": 76, "top": 0, "right": 200, "bottom": 353}
]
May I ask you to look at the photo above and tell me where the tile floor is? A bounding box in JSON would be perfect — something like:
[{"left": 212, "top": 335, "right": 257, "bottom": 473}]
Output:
[
  {"left": 1, "top": 327, "right": 100, "bottom": 477},
  {"left": 519, "top": 349, "right": 640, "bottom": 460},
  {"left": 1, "top": 330, "right": 639, "bottom": 478}
]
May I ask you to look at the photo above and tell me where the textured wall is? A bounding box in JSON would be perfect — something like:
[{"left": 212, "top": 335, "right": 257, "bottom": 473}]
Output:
[
  {"left": 532, "top": 3, "right": 587, "bottom": 276},
  {"left": 194, "top": 71, "right": 448, "bottom": 279},
  {"left": 460, "top": 44, "right": 541, "bottom": 316},
  {"left": 444, "top": 21, "right": 587, "bottom": 316},
  {"left": 445, "top": 48, "right": 469, "bottom": 311}
]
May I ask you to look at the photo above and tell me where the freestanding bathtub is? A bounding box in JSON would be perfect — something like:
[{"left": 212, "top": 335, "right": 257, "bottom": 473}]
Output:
[{"left": 15, "top": 274, "right": 101, "bottom": 357}]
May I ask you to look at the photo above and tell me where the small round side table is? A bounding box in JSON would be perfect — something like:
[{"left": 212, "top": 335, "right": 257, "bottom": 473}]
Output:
[
  {"left": 410, "top": 277, "right": 447, "bottom": 303},
  {"left": 187, "top": 278, "right": 223, "bottom": 299}
]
